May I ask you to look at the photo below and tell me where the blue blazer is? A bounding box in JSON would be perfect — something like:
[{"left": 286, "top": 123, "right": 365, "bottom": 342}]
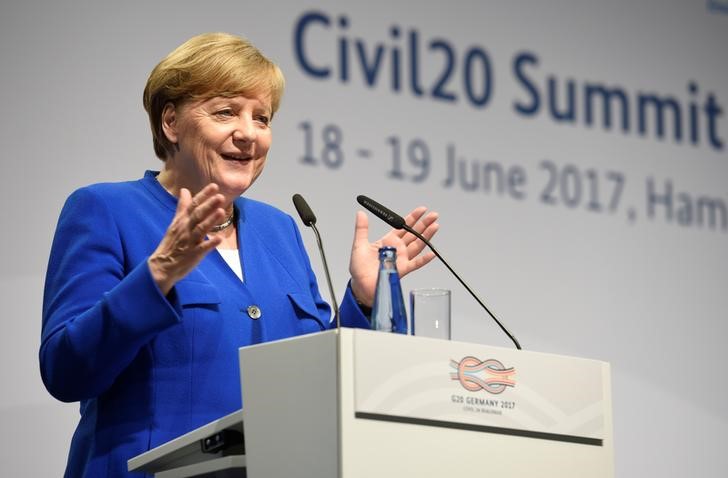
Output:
[{"left": 41, "top": 171, "right": 369, "bottom": 477}]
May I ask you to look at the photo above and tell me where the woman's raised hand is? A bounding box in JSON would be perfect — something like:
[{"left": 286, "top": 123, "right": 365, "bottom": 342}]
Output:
[
  {"left": 349, "top": 206, "right": 440, "bottom": 307},
  {"left": 148, "top": 184, "right": 227, "bottom": 294}
]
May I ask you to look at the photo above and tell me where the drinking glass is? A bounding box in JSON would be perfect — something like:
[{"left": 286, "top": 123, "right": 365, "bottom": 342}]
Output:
[{"left": 409, "top": 288, "right": 451, "bottom": 340}]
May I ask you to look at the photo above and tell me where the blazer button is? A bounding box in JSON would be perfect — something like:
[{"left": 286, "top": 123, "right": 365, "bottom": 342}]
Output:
[{"left": 247, "top": 305, "right": 262, "bottom": 319}]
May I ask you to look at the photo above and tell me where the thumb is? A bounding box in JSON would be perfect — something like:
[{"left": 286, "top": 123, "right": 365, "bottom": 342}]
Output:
[
  {"left": 352, "top": 210, "right": 369, "bottom": 248},
  {"left": 176, "top": 188, "right": 191, "bottom": 215}
]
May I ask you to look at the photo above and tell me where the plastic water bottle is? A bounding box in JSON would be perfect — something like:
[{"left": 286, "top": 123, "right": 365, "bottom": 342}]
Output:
[{"left": 371, "top": 246, "right": 408, "bottom": 334}]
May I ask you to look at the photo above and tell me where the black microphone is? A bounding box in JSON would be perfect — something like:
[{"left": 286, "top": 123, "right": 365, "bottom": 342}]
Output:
[
  {"left": 292, "top": 194, "right": 340, "bottom": 328},
  {"left": 356, "top": 195, "right": 405, "bottom": 229},
  {"left": 292, "top": 193, "right": 316, "bottom": 226},
  {"left": 356, "top": 195, "right": 522, "bottom": 350}
]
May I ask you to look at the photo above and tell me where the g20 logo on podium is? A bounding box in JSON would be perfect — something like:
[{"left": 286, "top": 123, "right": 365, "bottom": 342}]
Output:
[{"left": 450, "top": 356, "right": 516, "bottom": 395}]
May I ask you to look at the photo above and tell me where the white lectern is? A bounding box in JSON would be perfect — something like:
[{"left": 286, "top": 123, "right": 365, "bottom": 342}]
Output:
[{"left": 129, "top": 328, "right": 613, "bottom": 477}]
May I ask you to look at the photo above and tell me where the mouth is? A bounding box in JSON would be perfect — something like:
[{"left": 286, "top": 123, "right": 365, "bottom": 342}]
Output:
[{"left": 221, "top": 153, "right": 252, "bottom": 162}]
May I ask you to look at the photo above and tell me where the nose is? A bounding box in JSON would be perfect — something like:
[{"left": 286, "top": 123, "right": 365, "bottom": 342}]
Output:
[{"left": 232, "top": 117, "right": 256, "bottom": 143}]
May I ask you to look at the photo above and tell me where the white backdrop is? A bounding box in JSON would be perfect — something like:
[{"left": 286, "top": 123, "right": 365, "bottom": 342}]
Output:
[{"left": 1, "top": 1, "right": 726, "bottom": 476}]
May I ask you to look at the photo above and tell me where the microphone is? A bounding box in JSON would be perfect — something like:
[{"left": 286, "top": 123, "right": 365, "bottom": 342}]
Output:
[
  {"left": 292, "top": 194, "right": 340, "bottom": 328},
  {"left": 355, "top": 195, "right": 405, "bottom": 229},
  {"left": 356, "top": 195, "right": 522, "bottom": 350},
  {"left": 292, "top": 193, "right": 316, "bottom": 226}
]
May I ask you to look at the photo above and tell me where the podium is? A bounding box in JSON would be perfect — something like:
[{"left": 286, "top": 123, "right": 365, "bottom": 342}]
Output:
[{"left": 129, "top": 328, "right": 613, "bottom": 477}]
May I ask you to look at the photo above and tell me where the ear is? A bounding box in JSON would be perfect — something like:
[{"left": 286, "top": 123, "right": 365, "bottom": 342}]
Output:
[{"left": 161, "top": 103, "right": 179, "bottom": 144}]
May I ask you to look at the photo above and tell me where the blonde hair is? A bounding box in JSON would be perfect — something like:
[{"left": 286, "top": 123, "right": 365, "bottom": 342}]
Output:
[{"left": 143, "top": 33, "right": 285, "bottom": 159}]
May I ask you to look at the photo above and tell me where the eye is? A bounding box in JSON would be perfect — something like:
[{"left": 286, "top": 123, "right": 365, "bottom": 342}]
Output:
[
  {"left": 255, "top": 114, "right": 270, "bottom": 126},
  {"left": 214, "top": 108, "right": 235, "bottom": 118}
]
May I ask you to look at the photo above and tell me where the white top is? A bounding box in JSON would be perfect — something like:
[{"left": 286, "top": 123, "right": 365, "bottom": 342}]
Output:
[{"left": 217, "top": 248, "right": 244, "bottom": 282}]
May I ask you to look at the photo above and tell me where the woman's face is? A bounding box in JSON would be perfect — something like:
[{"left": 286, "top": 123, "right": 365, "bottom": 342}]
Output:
[{"left": 163, "top": 94, "right": 273, "bottom": 201}]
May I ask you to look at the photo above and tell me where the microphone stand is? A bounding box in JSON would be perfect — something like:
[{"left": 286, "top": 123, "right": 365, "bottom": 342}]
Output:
[{"left": 308, "top": 221, "right": 340, "bottom": 329}]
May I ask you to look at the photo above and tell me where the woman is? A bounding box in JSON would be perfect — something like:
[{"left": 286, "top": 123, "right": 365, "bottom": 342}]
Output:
[{"left": 40, "top": 33, "right": 438, "bottom": 477}]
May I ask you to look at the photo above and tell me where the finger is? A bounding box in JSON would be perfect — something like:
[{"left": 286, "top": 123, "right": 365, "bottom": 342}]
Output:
[
  {"left": 165, "top": 188, "right": 193, "bottom": 236},
  {"left": 406, "top": 222, "right": 439, "bottom": 258},
  {"left": 402, "top": 209, "right": 439, "bottom": 258},
  {"left": 191, "top": 207, "right": 228, "bottom": 240},
  {"left": 176, "top": 188, "right": 192, "bottom": 216},
  {"left": 188, "top": 193, "right": 226, "bottom": 231},
  {"left": 400, "top": 250, "right": 437, "bottom": 277},
  {"left": 412, "top": 211, "right": 439, "bottom": 232},
  {"left": 398, "top": 212, "right": 439, "bottom": 253},
  {"left": 352, "top": 210, "right": 369, "bottom": 249},
  {"left": 394, "top": 206, "right": 428, "bottom": 239},
  {"left": 409, "top": 212, "right": 440, "bottom": 242},
  {"left": 196, "top": 232, "right": 224, "bottom": 254},
  {"left": 404, "top": 206, "right": 428, "bottom": 225},
  {"left": 186, "top": 183, "right": 220, "bottom": 214},
  {"left": 402, "top": 211, "right": 439, "bottom": 246}
]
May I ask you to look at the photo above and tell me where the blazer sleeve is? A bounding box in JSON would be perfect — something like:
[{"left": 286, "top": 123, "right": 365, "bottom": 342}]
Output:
[
  {"left": 40, "top": 187, "right": 182, "bottom": 402},
  {"left": 339, "top": 284, "right": 372, "bottom": 329}
]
